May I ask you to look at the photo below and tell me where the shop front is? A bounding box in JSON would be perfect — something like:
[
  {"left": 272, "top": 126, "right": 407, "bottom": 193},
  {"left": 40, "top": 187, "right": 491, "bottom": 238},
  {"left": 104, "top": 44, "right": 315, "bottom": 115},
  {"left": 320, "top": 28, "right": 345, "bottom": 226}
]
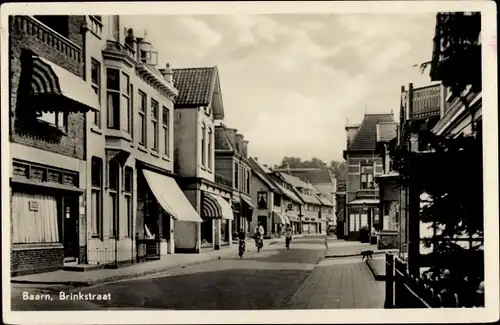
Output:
[
  {"left": 201, "top": 192, "right": 234, "bottom": 249},
  {"left": 139, "top": 169, "right": 203, "bottom": 255}
]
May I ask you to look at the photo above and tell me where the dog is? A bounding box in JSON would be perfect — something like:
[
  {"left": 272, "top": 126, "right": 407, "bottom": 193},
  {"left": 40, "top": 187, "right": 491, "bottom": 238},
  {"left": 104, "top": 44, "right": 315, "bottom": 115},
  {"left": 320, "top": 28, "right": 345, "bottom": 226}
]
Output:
[{"left": 361, "top": 250, "right": 374, "bottom": 261}]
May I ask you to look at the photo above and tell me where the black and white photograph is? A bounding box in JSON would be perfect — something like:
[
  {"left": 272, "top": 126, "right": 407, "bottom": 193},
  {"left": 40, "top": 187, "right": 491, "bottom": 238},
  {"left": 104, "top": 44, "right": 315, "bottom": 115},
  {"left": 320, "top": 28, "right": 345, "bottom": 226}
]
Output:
[{"left": 1, "top": 1, "right": 498, "bottom": 324}]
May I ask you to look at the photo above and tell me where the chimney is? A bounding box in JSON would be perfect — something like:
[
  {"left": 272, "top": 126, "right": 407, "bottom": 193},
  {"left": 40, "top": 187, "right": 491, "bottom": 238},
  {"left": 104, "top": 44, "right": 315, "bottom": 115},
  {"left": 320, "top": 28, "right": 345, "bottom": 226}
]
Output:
[
  {"left": 159, "top": 63, "right": 174, "bottom": 84},
  {"left": 124, "top": 28, "right": 137, "bottom": 54},
  {"left": 235, "top": 134, "right": 244, "bottom": 154},
  {"left": 225, "top": 128, "right": 238, "bottom": 149},
  {"left": 242, "top": 140, "right": 249, "bottom": 158}
]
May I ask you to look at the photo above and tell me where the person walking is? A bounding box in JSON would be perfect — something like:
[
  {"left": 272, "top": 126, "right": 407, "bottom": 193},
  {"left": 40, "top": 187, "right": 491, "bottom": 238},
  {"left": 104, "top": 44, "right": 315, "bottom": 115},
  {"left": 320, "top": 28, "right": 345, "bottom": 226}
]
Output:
[{"left": 285, "top": 224, "right": 293, "bottom": 249}]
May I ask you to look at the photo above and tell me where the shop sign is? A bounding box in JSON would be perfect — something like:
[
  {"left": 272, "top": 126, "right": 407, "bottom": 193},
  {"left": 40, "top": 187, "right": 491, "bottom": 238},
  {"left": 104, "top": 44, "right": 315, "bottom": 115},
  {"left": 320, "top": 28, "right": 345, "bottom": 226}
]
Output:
[{"left": 29, "top": 200, "right": 39, "bottom": 211}]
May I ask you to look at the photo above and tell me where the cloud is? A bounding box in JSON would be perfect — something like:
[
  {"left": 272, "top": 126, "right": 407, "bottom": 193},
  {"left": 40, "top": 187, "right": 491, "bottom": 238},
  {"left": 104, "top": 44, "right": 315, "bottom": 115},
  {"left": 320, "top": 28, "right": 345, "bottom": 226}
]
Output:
[{"left": 121, "top": 13, "right": 437, "bottom": 164}]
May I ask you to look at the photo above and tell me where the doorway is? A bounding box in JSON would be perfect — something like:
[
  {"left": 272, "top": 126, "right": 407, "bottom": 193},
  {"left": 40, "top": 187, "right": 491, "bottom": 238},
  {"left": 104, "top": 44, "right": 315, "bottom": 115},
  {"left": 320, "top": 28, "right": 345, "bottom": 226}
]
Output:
[{"left": 62, "top": 195, "right": 79, "bottom": 263}]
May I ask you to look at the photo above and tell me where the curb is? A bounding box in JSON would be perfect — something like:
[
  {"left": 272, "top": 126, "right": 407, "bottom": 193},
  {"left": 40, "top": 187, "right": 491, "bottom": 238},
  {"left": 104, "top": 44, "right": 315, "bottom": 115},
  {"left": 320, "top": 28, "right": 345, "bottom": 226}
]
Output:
[
  {"left": 11, "top": 255, "right": 228, "bottom": 288},
  {"left": 324, "top": 250, "right": 395, "bottom": 259},
  {"left": 366, "top": 259, "right": 385, "bottom": 281}
]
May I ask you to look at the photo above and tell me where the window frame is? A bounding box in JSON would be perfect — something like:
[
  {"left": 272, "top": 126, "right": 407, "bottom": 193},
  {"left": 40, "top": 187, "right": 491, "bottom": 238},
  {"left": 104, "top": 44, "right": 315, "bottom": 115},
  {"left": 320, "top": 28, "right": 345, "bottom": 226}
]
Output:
[
  {"left": 151, "top": 99, "right": 159, "bottom": 152},
  {"left": 121, "top": 72, "right": 131, "bottom": 133},
  {"left": 162, "top": 106, "right": 170, "bottom": 157},
  {"left": 360, "top": 165, "right": 374, "bottom": 189},
  {"left": 108, "top": 159, "right": 120, "bottom": 239},
  {"left": 233, "top": 161, "right": 239, "bottom": 190},
  {"left": 201, "top": 123, "right": 206, "bottom": 167},
  {"left": 138, "top": 90, "right": 147, "bottom": 147},
  {"left": 207, "top": 127, "right": 212, "bottom": 170},
  {"left": 36, "top": 111, "right": 68, "bottom": 133},
  {"left": 106, "top": 68, "right": 121, "bottom": 130},
  {"left": 90, "top": 157, "right": 103, "bottom": 238},
  {"left": 257, "top": 191, "right": 268, "bottom": 209},
  {"left": 91, "top": 58, "right": 101, "bottom": 128},
  {"left": 124, "top": 166, "right": 133, "bottom": 238}
]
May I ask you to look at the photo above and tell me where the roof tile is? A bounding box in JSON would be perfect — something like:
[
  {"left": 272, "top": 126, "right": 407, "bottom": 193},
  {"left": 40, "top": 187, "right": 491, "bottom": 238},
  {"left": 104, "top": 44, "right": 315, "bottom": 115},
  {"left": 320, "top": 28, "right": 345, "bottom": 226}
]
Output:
[{"left": 172, "top": 67, "right": 217, "bottom": 106}]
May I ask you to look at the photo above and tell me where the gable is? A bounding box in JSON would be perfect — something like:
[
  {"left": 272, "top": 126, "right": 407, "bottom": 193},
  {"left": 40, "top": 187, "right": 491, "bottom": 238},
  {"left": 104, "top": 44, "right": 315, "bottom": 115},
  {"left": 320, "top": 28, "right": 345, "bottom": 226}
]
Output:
[{"left": 349, "top": 114, "right": 395, "bottom": 151}]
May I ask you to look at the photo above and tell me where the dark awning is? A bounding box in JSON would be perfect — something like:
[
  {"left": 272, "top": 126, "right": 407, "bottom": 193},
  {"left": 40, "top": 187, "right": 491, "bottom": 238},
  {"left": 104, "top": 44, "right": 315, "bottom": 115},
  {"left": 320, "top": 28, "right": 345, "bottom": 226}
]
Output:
[
  {"left": 202, "top": 192, "right": 234, "bottom": 220},
  {"left": 28, "top": 54, "right": 100, "bottom": 113}
]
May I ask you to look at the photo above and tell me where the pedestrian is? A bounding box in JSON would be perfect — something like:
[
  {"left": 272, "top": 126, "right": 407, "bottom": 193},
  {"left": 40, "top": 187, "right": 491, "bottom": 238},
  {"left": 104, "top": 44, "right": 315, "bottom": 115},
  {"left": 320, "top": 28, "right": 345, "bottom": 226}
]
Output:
[{"left": 285, "top": 224, "right": 293, "bottom": 249}]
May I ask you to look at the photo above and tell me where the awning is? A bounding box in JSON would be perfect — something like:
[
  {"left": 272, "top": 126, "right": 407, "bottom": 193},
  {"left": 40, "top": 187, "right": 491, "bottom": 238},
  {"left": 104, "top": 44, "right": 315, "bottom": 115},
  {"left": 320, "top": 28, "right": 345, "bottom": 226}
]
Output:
[
  {"left": 336, "top": 209, "right": 345, "bottom": 222},
  {"left": 240, "top": 195, "right": 255, "bottom": 210},
  {"left": 286, "top": 213, "right": 298, "bottom": 222},
  {"left": 283, "top": 215, "right": 291, "bottom": 225},
  {"left": 142, "top": 170, "right": 202, "bottom": 222},
  {"left": 348, "top": 199, "right": 380, "bottom": 206},
  {"left": 28, "top": 54, "right": 100, "bottom": 113},
  {"left": 273, "top": 212, "right": 286, "bottom": 225},
  {"left": 202, "top": 192, "right": 234, "bottom": 220}
]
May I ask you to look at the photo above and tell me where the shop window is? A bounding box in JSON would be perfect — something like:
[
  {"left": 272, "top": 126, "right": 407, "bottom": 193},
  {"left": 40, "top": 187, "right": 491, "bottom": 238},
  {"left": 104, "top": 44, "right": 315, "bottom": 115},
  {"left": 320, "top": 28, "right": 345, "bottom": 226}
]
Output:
[
  {"left": 257, "top": 192, "right": 267, "bottom": 209},
  {"left": 91, "top": 157, "right": 103, "bottom": 237},
  {"left": 151, "top": 99, "right": 159, "bottom": 151},
  {"left": 11, "top": 192, "right": 60, "bottom": 244}
]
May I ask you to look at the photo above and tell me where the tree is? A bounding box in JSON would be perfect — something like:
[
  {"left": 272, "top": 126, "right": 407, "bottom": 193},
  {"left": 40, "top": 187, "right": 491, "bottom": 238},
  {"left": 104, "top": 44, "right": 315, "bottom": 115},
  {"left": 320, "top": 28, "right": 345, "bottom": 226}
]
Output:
[
  {"left": 389, "top": 129, "right": 484, "bottom": 285},
  {"left": 278, "top": 156, "right": 327, "bottom": 169}
]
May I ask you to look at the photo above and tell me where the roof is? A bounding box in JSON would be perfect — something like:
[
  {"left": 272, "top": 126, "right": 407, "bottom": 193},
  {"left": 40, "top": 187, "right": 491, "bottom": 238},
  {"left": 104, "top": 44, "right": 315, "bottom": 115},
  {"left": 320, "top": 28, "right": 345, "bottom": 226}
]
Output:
[
  {"left": 276, "top": 172, "right": 322, "bottom": 205},
  {"left": 172, "top": 67, "right": 217, "bottom": 106},
  {"left": 315, "top": 193, "right": 334, "bottom": 207},
  {"left": 376, "top": 122, "right": 398, "bottom": 143},
  {"left": 247, "top": 158, "right": 283, "bottom": 194},
  {"left": 275, "top": 182, "right": 303, "bottom": 204},
  {"left": 348, "top": 114, "right": 396, "bottom": 151},
  {"left": 272, "top": 168, "right": 333, "bottom": 184}
]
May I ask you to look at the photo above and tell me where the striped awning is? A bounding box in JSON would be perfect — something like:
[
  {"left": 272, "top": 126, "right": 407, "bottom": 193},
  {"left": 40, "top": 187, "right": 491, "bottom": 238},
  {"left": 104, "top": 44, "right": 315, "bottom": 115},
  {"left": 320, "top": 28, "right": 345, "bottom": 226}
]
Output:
[
  {"left": 202, "top": 192, "right": 234, "bottom": 220},
  {"left": 273, "top": 212, "right": 286, "bottom": 225},
  {"left": 27, "top": 54, "right": 100, "bottom": 113}
]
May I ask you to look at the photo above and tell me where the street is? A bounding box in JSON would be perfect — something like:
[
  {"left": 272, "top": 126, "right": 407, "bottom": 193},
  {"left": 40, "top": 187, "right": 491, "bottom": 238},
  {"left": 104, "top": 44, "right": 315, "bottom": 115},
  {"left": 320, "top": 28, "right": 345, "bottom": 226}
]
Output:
[{"left": 11, "top": 236, "right": 384, "bottom": 310}]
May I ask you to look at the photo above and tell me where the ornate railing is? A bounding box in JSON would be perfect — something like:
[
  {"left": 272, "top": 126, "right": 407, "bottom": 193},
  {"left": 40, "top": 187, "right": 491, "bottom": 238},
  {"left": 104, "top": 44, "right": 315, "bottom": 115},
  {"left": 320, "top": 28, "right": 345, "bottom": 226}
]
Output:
[
  {"left": 356, "top": 188, "right": 379, "bottom": 198},
  {"left": 11, "top": 16, "right": 81, "bottom": 62},
  {"left": 103, "top": 39, "right": 136, "bottom": 61}
]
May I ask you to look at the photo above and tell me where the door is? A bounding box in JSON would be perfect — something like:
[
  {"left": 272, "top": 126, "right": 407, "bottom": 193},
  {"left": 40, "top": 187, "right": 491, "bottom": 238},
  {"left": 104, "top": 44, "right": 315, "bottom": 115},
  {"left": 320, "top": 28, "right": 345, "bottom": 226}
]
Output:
[
  {"left": 258, "top": 215, "right": 267, "bottom": 234},
  {"left": 63, "top": 196, "right": 79, "bottom": 263}
]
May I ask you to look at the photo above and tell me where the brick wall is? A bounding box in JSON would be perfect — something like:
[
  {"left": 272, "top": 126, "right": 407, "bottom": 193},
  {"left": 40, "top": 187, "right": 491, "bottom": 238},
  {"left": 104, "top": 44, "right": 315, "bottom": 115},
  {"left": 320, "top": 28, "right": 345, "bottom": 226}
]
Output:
[
  {"left": 9, "top": 16, "right": 86, "bottom": 160},
  {"left": 11, "top": 246, "right": 64, "bottom": 276}
]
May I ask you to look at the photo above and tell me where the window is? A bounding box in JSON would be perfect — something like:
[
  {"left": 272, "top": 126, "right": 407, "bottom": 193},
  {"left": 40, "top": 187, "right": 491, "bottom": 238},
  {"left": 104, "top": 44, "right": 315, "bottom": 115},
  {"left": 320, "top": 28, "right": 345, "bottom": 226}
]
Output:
[
  {"left": 91, "top": 58, "right": 101, "bottom": 127},
  {"left": 36, "top": 111, "right": 68, "bottom": 132},
  {"left": 207, "top": 128, "right": 212, "bottom": 169},
  {"left": 201, "top": 123, "right": 206, "bottom": 167},
  {"left": 360, "top": 165, "right": 374, "bottom": 189},
  {"left": 108, "top": 159, "right": 120, "bottom": 238},
  {"left": 121, "top": 72, "right": 131, "bottom": 133},
  {"left": 34, "top": 16, "right": 69, "bottom": 37},
  {"left": 162, "top": 106, "right": 170, "bottom": 157},
  {"left": 106, "top": 68, "right": 120, "bottom": 129},
  {"left": 124, "top": 167, "right": 133, "bottom": 238},
  {"left": 257, "top": 192, "right": 268, "bottom": 209},
  {"left": 246, "top": 170, "right": 251, "bottom": 194},
  {"left": 234, "top": 162, "right": 239, "bottom": 190},
  {"left": 138, "top": 90, "right": 147, "bottom": 146},
  {"left": 151, "top": 99, "right": 159, "bottom": 151},
  {"left": 91, "top": 157, "right": 103, "bottom": 237}
]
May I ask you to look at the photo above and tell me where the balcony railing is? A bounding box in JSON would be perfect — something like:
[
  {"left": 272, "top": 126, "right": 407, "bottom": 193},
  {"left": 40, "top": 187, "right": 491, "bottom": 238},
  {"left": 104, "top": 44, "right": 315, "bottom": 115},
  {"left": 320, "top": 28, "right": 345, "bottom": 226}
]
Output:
[
  {"left": 102, "top": 39, "right": 136, "bottom": 62},
  {"left": 356, "top": 188, "right": 379, "bottom": 198},
  {"left": 88, "top": 15, "right": 103, "bottom": 38},
  {"left": 11, "top": 16, "right": 81, "bottom": 62}
]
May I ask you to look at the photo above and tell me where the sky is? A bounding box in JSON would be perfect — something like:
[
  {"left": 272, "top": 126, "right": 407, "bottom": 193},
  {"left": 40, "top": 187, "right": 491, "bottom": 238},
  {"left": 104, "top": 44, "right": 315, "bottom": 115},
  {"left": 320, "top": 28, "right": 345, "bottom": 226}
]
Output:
[{"left": 122, "top": 13, "right": 438, "bottom": 166}]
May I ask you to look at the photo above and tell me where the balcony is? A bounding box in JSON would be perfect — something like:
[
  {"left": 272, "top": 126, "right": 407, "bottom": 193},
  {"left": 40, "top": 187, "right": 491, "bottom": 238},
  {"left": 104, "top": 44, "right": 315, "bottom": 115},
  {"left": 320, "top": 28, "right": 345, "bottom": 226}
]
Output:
[
  {"left": 88, "top": 15, "right": 103, "bottom": 38},
  {"left": 11, "top": 16, "right": 81, "bottom": 63},
  {"left": 102, "top": 39, "right": 136, "bottom": 64}
]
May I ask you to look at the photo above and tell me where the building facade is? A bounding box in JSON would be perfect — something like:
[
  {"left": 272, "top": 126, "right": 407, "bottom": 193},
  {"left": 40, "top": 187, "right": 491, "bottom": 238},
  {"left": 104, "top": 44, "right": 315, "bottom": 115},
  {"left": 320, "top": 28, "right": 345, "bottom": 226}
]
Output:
[
  {"left": 247, "top": 158, "right": 284, "bottom": 238},
  {"left": 342, "top": 114, "right": 394, "bottom": 241},
  {"left": 214, "top": 125, "right": 254, "bottom": 237},
  {"left": 9, "top": 15, "right": 99, "bottom": 275},
  {"left": 84, "top": 16, "right": 207, "bottom": 265},
  {"left": 172, "top": 66, "right": 235, "bottom": 251}
]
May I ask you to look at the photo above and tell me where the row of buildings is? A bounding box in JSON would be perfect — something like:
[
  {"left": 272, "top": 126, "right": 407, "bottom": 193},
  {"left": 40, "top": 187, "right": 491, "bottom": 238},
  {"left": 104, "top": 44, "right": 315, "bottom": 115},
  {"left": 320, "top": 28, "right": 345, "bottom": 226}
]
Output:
[
  {"left": 340, "top": 12, "right": 483, "bottom": 302},
  {"left": 8, "top": 15, "right": 336, "bottom": 276}
]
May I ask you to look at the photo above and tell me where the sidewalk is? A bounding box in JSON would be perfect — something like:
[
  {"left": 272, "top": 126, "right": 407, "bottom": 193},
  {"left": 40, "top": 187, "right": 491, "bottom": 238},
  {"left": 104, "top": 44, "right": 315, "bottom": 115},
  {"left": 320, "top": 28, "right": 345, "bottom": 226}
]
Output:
[
  {"left": 324, "top": 240, "right": 397, "bottom": 258},
  {"left": 283, "top": 256, "right": 385, "bottom": 309},
  {"left": 11, "top": 237, "right": 286, "bottom": 287}
]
